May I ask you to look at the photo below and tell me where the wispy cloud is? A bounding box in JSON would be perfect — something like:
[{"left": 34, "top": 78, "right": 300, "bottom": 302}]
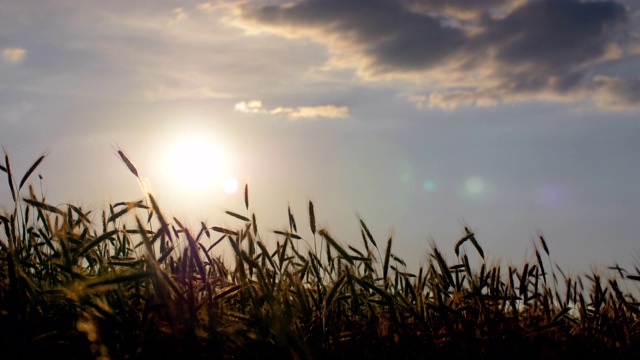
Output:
[
  {"left": 229, "top": 0, "right": 639, "bottom": 110},
  {"left": 2, "top": 47, "right": 26, "bottom": 63},
  {"left": 145, "top": 85, "right": 231, "bottom": 101},
  {"left": 171, "top": 7, "right": 188, "bottom": 24},
  {"left": 235, "top": 100, "right": 350, "bottom": 119},
  {"left": 234, "top": 100, "right": 264, "bottom": 113},
  {"left": 270, "top": 105, "right": 350, "bottom": 119},
  {"left": 404, "top": 0, "right": 525, "bottom": 20},
  {"left": 196, "top": 2, "right": 218, "bottom": 13}
]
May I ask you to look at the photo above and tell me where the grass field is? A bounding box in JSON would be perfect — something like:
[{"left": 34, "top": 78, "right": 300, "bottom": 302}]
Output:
[{"left": 1, "top": 149, "right": 639, "bottom": 359}]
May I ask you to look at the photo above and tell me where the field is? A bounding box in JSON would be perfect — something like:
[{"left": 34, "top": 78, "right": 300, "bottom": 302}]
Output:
[{"left": 1, "top": 150, "right": 639, "bottom": 359}]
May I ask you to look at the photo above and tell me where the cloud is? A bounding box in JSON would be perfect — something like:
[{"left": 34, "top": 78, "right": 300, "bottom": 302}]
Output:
[
  {"left": 234, "top": 0, "right": 468, "bottom": 76},
  {"left": 172, "top": 7, "right": 188, "bottom": 23},
  {"left": 404, "top": 0, "right": 524, "bottom": 20},
  {"left": 270, "top": 105, "right": 350, "bottom": 119},
  {"left": 483, "top": 1, "right": 625, "bottom": 73},
  {"left": 235, "top": 100, "right": 264, "bottom": 113},
  {"left": 230, "top": 0, "right": 639, "bottom": 110},
  {"left": 2, "top": 47, "right": 26, "bottom": 63},
  {"left": 235, "top": 100, "right": 350, "bottom": 119},
  {"left": 592, "top": 75, "right": 640, "bottom": 110},
  {"left": 145, "top": 85, "right": 231, "bottom": 101},
  {"left": 407, "top": 90, "right": 502, "bottom": 109},
  {"left": 196, "top": 2, "right": 217, "bottom": 13}
]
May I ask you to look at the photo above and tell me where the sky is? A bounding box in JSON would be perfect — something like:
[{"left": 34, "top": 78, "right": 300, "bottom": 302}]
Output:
[{"left": 1, "top": 0, "right": 640, "bottom": 274}]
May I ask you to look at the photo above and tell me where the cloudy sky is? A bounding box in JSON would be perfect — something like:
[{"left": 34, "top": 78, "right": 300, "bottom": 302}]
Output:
[{"left": 1, "top": 0, "right": 639, "bottom": 273}]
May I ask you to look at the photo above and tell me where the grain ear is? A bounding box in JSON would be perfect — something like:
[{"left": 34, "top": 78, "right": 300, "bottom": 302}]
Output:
[
  {"left": 116, "top": 147, "right": 139, "bottom": 178},
  {"left": 19, "top": 153, "right": 47, "bottom": 191}
]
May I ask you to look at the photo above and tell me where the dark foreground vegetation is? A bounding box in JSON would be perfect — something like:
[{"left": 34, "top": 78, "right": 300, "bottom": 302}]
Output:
[{"left": 1, "top": 149, "right": 639, "bottom": 359}]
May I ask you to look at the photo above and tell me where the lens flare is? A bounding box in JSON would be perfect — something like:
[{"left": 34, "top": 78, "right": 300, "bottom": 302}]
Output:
[
  {"left": 423, "top": 180, "right": 436, "bottom": 192},
  {"left": 400, "top": 172, "right": 413, "bottom": 183},
  {"left": 537, "top": 183, "right": 570, "bottom": 207},
  {"left": 463, "top": 176, "right": 485, "bottom": 199}
]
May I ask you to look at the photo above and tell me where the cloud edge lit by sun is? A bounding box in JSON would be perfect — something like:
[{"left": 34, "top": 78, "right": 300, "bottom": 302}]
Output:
[{"left": 221, "top": 0, "right": 640, "bottom": 111}]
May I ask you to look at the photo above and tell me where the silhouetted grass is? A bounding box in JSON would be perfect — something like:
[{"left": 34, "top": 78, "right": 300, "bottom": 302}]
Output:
[{"left": 1, "top": 148, "right": 639, "bottom": 359}]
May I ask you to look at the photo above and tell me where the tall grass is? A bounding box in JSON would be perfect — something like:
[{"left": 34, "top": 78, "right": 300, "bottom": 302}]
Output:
[{"left": 1, "top": 148, "right": 639, "bottom": 359}]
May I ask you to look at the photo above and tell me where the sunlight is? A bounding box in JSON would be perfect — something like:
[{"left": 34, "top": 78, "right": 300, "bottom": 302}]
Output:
[
  {"left": 165, "top": 136, "right": 230, "bottom": 192},
  {"left": 222, "top": 176, "right": 239, "bottom": 194}
]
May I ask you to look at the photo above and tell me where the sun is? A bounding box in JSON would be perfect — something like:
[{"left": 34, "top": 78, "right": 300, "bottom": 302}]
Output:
[{"left": 165, "top": 136, "right": 237, "bottom": 193}]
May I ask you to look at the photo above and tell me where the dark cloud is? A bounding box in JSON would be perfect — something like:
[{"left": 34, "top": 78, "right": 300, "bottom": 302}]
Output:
[
  {"left": 236, "top": 0, "right": 639, "bottom": 109},
  {"left": 468, "top": 0, "right": 629, "bottom": 102},
  {"left": 244, "top": 0, "right": 466, "bottom": 74},
  {"left": 486, "top": 1, "right": 626, "bottom": 71},
  {"left": 403, "top": 0, "right": 519, "bottom": 19},
  {"left": 592, "top": 75, "right": 640, "bottom": 109}
]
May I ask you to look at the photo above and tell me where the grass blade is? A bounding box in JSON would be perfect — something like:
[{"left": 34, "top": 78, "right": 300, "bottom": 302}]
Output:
[
  {"left": 308, "top": 200, "right": 316, "bottom": 235},
  {"left": 18, "top": 153, "right": 46, "bottom": 191},
  {"left": 212, "top": 226, "right": 238, "bottom": 236},
  {"left": 4, "top": 150, "right": 16, "bottom": 201},
  {"left": 319, "top": 229, "right": 353, "bottom": 265},
  {"left": 86, "top": 270, "right": 148, "bottom": 289},
  {"left": 359, "top": 217, "right": 377, "bottom": 248},
  {"left": 117, "top": 148, "right": 139, "bottom": 178},
  {"left": 22, "top": 198, "right": 64, "bottom": 216},
  {"left": 225, "top": 210, "right": 250, "bottom": 222},
  {"left": 78, "top": 229, "right": 118, "bottom": 257},
  {"left": 383, "top": 236, "right": 392, "bottom": 285}
]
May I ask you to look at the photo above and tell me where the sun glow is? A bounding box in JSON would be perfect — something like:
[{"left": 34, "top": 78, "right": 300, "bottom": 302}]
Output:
[{"left": 165, "top": 136, "right": 237, "bottom": 193}]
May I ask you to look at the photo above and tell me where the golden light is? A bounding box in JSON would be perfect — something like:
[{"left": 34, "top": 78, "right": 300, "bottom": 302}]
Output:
[
  {"left": 165, "top": 136, "right": 229, "bottom": 191},
  {"left": 222, "top": 176, "right": 239, "bottom": 194}
]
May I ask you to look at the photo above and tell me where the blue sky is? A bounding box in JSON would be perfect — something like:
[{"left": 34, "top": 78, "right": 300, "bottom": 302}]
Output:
[{"left": 1, "top": 0, "right": 640, "bottom": 273}]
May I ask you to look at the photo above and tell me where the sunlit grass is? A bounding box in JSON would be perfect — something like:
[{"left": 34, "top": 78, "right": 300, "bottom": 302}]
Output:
[{"left": 1, "top": 148, "right": 639, "bottom": 359}]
